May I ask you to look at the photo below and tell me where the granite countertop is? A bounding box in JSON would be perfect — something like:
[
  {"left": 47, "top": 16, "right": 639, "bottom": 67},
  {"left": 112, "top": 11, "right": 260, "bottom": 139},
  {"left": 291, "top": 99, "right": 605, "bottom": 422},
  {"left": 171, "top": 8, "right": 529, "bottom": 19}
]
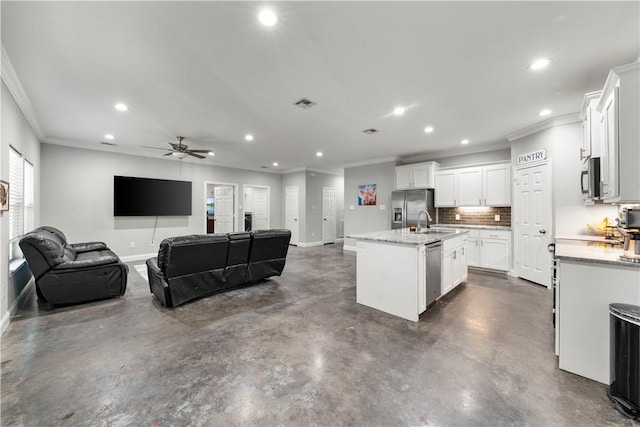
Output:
[
  {"left": 555, "top": 238, "right": 640, "bottom": 268},
  {"left": 436, "top": 224, "right": 512, "bottom": 231},
  {"left": 347, "top": 228, "right": 468, "bottom": 246}
]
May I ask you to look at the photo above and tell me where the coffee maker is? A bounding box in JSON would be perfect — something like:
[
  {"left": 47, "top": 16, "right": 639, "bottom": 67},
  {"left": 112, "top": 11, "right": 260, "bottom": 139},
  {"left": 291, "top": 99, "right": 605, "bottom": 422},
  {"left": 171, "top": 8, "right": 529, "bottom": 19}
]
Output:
[{"left": 618, "top": 207, "right": 640, "bottom": 263}]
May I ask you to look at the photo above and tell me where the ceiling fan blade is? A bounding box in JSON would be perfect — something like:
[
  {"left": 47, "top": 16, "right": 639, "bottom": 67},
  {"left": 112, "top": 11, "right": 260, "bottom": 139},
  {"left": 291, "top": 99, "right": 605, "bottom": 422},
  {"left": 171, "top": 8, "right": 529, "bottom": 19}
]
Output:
[
  {"left": 187, "top": 149, "right": 212, "bottom": 153},
  {"left": 163, "top": 152, "right": 173, "bottom": 156},
  {"left": 187, "top": 152, "right": 206, "bottom": 159},
  {"left": 141, "top": 146, "right": 171, "bottom": 151},
  {"left": 169, "top": 143, "right": 180, "bottom": 150}
]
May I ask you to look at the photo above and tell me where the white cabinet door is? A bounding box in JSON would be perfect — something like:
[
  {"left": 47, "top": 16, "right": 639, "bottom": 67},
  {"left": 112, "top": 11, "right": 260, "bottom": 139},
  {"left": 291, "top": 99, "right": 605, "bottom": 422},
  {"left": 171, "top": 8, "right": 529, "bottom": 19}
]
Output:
[
  {"left": 395, "top": 167, "right": 412, "bottom": 190},
  {"left": 457, "top": 245, "right": 468, "bottom": 284},
  {"left": 483, "top": 164, "right": 511, "bottom": 206},
  {"left": 457, "top": 167, "right": 483, "bottom": 206},
  {"left": 480, "top": 238, "right": 510, "bottom": 271},
  {"left": 412, "top": 164, "right": 432, "bottom": 188},
  {"left": 601, "top": 87, "right": 619, "bottom": 200},
  {"left": 441, "top": 250, "right": 455, "bottom": 295},
  {"left": 435, "top": 171, "right": 457, "bottom": 206},
  {"left": 467, "top": 238, "right": 480, "bottom": 267}
]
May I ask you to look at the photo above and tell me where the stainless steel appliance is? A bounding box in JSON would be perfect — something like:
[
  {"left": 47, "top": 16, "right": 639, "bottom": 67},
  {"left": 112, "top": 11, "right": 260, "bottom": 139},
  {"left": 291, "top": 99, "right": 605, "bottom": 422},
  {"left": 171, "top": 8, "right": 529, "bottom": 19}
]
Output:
[
  {"left": 608, "top": 303, "right": 640, "bottom": 419},
  {"left": 581, "top": 157, "right": 601, "bottom": 201},
  {"left": 619, "top": 208, "right": 640, "bottom": 229},
  {"left": 391, "top": 189, "right": 435, "bottom": 230},
  {"left": 425, "top": 241, "right": 442, "bottom": 307}
]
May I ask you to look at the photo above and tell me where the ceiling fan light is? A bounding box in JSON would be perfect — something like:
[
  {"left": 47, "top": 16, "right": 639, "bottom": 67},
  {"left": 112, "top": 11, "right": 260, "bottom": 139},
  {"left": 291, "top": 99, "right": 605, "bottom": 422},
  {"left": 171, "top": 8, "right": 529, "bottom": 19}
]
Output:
[{"left": 172, "top": 152, "right": 188, "bottom": 159}]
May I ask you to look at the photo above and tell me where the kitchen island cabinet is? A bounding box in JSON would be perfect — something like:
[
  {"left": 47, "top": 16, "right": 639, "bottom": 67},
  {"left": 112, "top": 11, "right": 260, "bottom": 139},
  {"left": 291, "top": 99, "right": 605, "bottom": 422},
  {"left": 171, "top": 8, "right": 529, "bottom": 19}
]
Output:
[{"left": 348, "top": 228, "right": 468, "bottom": 322}]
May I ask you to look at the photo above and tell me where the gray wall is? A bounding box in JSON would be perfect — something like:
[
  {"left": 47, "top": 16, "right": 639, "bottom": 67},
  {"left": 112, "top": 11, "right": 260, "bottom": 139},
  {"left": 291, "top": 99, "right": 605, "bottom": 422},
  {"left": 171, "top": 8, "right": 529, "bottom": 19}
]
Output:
[
  {"left": 40, "top": 144, "right": 283, "bottom": 259},
  {"left": 510, "top": 121, "right": 617, "bottom": 236},
  {"left": 343, "top": 161, "right": 396, "bottom": 248},
  {"left": 1, "top": 80, "right": 41, "bottom": 331}
]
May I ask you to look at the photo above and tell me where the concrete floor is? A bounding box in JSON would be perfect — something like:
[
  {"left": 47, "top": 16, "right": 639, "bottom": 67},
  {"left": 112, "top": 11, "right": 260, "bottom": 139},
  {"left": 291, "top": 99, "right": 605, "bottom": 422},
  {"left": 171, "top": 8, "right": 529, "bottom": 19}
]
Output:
[{"left": 1, "top": 243, "right": 636, "bottom": 426}]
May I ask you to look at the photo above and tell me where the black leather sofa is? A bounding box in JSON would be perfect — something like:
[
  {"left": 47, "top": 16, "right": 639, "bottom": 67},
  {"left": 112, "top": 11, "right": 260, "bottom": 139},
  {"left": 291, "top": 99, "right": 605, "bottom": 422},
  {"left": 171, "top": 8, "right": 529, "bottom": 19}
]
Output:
[
  {"left": 19, "top": 227, "right": 128, "bottom": 305},
  {"left": 146, "top": 229, "right": 291, "bottom": 307}
]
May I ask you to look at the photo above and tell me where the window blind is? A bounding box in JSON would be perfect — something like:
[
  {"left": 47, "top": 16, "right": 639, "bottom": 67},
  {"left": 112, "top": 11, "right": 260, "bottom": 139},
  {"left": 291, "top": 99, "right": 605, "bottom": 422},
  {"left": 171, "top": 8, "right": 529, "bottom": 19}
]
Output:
[
  {"left": 9, "top": 147, "right": 24, "bottom": 240},
  {"left": 24, "top": 160, "right": 34, "bottom": 233}
]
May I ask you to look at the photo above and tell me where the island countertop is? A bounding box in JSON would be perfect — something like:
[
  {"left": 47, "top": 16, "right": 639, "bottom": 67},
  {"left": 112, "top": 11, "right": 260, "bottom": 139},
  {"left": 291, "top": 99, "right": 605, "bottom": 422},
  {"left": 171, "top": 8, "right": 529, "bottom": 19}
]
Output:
[{"left": 347, "top": 227, "right": 468, "bottom": 246}]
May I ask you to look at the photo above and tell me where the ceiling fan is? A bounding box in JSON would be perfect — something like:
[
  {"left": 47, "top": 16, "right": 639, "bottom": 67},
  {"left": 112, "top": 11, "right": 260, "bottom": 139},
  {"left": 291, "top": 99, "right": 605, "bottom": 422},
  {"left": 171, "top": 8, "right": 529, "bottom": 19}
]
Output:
[{"left": 142, "top": 136, "right": 212, "bottom": 159}]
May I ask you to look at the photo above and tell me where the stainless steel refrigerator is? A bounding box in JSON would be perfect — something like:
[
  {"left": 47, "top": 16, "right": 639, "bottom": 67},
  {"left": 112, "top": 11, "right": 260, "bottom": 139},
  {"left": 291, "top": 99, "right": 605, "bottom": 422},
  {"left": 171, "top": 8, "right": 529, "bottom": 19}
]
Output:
[{"left": 391, "top": 189, "right": 435, "bottom": 229}]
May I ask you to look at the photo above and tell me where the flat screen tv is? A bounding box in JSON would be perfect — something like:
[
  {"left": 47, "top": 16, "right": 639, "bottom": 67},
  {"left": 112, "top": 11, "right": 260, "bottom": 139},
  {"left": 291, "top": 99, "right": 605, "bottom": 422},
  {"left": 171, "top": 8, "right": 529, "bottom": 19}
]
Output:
[{"left": 114, "top": 176, "right": 192, "bottom": 216}]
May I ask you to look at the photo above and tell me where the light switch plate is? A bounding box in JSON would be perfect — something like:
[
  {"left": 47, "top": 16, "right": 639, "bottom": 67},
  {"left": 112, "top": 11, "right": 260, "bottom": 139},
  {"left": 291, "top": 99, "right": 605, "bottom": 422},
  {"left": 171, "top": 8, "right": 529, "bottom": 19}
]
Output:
[
  {"left": 379, "top": 204, "right": 386, "bottom": 210},
  {"left": 455, "top": 214, "right": 460, "bottom": 221},
  {"left": 349, "top": 205, "right": 355, "bottom": 210},
  {"left": 495, "top": 214, "right": 501, "bottom": 221}
]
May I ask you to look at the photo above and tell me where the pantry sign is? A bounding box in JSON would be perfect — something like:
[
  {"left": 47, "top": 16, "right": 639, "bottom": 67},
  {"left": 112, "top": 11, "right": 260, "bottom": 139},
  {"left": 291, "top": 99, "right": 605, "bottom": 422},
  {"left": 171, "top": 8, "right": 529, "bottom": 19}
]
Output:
[{"left": 517, "top": 149, "right": 546, "bottom": 165}]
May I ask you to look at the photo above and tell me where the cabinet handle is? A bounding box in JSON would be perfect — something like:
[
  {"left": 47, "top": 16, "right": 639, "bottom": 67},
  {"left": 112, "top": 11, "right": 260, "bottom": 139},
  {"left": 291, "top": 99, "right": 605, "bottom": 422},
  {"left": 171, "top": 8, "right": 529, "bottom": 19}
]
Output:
[
  {"left": 479, "top": 198, "right": 482, "bottom": 205},
  {"left": 454, "top": 199, "right": 456, "bottom": 206},
  {"left": 484, "top": 198, "right": 486, "bottom": 205}
]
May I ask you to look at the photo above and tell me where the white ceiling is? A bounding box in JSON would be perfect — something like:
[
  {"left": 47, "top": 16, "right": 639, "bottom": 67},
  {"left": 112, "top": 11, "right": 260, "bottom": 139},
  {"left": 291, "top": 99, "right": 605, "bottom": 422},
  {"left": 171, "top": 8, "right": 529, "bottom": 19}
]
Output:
[{"left": 2, "top": 1, "right": 639, "bottom": 174}]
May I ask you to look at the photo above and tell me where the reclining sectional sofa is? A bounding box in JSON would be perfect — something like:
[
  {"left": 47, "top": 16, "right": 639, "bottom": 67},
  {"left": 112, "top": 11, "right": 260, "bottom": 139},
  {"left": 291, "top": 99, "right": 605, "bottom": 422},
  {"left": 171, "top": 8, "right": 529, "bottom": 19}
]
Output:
[
  {"left": 146, "top": 229, "right": 291, "bottom": 307},
  {"left": 19, "top": 226, "right": 128, "bottom": 305}
]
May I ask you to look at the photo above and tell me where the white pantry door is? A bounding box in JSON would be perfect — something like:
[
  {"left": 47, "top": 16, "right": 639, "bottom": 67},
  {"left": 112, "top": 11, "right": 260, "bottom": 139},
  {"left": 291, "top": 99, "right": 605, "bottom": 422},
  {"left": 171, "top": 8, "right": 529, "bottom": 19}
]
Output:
[
  {"left": 322, "top": 187, "right": 336, "bottom": 244},
  {"left": 214, "top": 186, "right": 234, "bottom": 233},
  {"left": 514, "top": 163, "right": 552, "bottom": 287},
  {"left": 285, "top": 186, "right": 299, "bottom": 245}
]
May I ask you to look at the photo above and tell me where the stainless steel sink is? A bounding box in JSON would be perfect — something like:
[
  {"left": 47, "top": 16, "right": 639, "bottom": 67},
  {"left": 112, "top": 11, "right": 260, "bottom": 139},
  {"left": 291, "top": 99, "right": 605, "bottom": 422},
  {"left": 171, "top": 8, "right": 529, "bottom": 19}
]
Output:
[{"left": 416, "top": 229, "right": 451, "bottom": 234}]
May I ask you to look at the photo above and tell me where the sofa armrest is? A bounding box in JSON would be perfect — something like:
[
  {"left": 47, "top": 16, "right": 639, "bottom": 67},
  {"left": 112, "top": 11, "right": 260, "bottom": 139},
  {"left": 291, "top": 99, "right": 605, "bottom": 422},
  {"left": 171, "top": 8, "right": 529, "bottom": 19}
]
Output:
[
  {"left": 70, "top": 242, "right": 108, "bottom": 252},
  {"left": 146, "top": 257, "right": 172, "bottom": 306},
  {"left": 58, "top": 253, "right": 119, "bottom": 269}
]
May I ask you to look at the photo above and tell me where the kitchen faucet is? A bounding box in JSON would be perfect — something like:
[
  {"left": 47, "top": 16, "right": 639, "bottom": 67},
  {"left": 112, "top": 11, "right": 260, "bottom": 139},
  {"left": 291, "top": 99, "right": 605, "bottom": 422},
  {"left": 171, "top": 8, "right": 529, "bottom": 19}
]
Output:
[{"left": 417, "top": 210, "right": 432, "bottom": 231}]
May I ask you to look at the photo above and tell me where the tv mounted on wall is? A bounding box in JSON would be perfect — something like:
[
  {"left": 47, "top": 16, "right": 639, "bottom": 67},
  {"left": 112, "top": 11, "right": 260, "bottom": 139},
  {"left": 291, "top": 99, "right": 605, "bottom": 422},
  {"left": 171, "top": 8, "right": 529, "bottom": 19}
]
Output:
[{"left": 114, "top": 176, "right": 192, "bottom": 216}]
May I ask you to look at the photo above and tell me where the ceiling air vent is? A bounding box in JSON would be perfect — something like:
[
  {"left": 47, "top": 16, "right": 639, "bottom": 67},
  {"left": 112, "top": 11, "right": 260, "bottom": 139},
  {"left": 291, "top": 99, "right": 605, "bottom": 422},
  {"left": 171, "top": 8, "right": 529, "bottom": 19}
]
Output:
[
  {"left": 363, "top": 128, "right": 379, "bottom": 135},
  {"left": 294, "top": 98, "right": 317, "bottom": 109},
  {"left": 100, "top": 141, "right": 117, "bottom": 146},
  {"left": 260, "top": 165, "right": 269, "bottom": 169}
]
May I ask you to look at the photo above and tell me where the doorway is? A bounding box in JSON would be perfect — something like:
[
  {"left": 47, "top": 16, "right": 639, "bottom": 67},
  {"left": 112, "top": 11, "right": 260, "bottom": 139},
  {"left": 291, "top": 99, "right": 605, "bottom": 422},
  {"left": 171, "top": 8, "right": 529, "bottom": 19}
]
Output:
[
  {"left": 285, "top": 186, "right": 299, "bottom": 245},
  {"left": 322, "top": 187, "right": 337, "bottom": 244},
  {"left": 204, "top": 182, "right": 238, "bottom": 234},
  {"left": 514, "top": 162, "right": 552, "bottom": 287},
  {"left": 243, "top": 185, "right": 270, "bottom": 231}
]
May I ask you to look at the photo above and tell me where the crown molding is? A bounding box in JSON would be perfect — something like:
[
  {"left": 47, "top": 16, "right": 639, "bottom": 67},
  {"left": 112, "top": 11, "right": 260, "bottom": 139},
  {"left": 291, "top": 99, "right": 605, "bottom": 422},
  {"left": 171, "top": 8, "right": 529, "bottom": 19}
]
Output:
[
  {"left": 280, "top": 166, "right": 344, "bottom": 176},
  {"left": 597, "top": 61, "right": 639, "bottom": 111},
  {"left": 579, "top": 91, "right": 602, "bottom": 120},
  {"left": 1, "top": 45, "right": 45, "bottom": 141},
  {"left": 340, "top": 156, "right": 398, "bottom": 170},
  {"left": 506, "top": 113, "right": 580, "bottom": 142}
]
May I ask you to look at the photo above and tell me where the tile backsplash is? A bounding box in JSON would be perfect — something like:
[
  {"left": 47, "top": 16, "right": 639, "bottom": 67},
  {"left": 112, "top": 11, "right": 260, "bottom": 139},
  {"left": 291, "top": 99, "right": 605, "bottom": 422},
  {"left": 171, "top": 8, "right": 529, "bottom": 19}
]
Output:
[{"left": 437, "top": 207, "right": 511, "bottom": 227}]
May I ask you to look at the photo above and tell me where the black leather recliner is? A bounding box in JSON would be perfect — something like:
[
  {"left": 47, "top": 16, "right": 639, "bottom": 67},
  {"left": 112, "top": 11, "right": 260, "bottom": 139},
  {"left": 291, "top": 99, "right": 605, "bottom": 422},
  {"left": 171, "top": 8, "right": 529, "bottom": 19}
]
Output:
[
  {"left": 146, "top": 229, "right": 291, "bottom": 307},
  {"left": 19, "top": 228, "right": 128, "bottom": 305}
]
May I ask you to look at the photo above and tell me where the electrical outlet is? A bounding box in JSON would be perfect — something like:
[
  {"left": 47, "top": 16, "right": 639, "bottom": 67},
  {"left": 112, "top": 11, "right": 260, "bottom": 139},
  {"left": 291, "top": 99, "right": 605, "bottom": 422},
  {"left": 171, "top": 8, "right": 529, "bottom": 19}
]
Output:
[
  {"left": 495, "top": 214, "right": 501, "bottom": 221},
  {"left": 455, "top": 214, "right": 460, "bottom": 221},
  {"left": 379, "top": 204, "right": 386, "bottom": 210},
  {"left": 130, "top": 242, "right": 135, "bottom": 248}
]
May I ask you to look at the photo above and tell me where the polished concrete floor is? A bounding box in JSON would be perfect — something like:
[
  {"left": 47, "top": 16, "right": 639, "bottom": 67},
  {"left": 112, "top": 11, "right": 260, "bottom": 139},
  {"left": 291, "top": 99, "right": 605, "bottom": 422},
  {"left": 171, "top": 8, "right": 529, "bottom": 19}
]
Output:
[{"left": 1, "top": 243, "right": 636, "bottom": 426}]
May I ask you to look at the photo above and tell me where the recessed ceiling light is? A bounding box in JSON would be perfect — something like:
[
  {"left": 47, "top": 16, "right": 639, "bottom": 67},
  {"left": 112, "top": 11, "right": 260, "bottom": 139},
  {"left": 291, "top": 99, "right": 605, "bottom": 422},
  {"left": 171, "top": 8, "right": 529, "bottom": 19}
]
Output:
[
  {"left": 245, "top": 134, "right": 254, "bottom": 141},
  {"left": 104, "top": 134, "right": 114, "bottom": 140},
  {"left": 208, "top": 151, "right": 215, "bottom": 156},
  {"left": 114, "top": 103, "right": 128, "bottom": 112},
  {"left": 461, "top": 139, "right": 470, "bottom": 145},
  {"left": 424, "top": 126, "right": 434, "bottom": 134},
  {"left": 273, "top": 162, "right": 278, "bottom": 167},
  {"left": 539, "top": 109, "right": 552, "bottom": 116},
  {"left": 258, "top": 9, "right": 278, "bottom": 26},
  {"left": 530, "top": 58, "right": 550, "bottom": 71},
  {"left": 316, "top": 152, "right": 323, "bottom": 157},
  {"left": 393, "top": 106, "right": 405, "bottom": 116}
]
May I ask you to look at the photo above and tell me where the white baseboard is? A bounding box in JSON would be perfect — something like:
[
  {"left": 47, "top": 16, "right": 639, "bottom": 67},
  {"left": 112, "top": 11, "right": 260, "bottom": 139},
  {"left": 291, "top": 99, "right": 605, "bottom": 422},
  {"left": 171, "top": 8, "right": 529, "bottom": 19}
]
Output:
[
  {"left": 297, "top": 241, "right": 324, "bottom": 248},
  {"left": 1, "top": 280, "right": 34, "bottom": 336},
  {"left": 120, "top": 253, "right": 156, "bottom": 263},
  {"left": 343, "top": 245, "right": 357, "bottom": 252}
]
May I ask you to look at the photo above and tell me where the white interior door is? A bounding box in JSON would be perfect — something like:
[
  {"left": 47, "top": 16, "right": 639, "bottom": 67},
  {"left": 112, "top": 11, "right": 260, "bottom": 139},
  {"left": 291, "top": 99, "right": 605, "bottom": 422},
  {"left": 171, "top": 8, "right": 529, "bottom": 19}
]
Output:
[
  {"left": 252, "top": 187, "right": 270, "bottom": 230},
  {"left": 322, "top": 187, "right": 337, "bottom": 244},
  {"left": 515, "top": 163, "right": 552, "bottom": 287},
  {"left": 214, "top": 186, "right": 234, "bottom": 233},
  {"left": 285, "top": 186, "right": 299, "bottom": 245}
]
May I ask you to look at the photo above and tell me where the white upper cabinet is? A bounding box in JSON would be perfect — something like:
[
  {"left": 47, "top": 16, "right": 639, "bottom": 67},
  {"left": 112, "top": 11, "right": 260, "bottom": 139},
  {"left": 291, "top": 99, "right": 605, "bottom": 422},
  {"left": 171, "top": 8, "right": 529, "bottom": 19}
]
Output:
[
  {"left": 435, "top": 163, "right": 511, "bottom": 207},
  {"left": 395, "top": 161, "right": 440, "bottom": 189},
  {"left": 580, "top": 91, "right": 602, "bottom": 161},
  {"left": 596, "top": 62, "right": 639, "bottom": 203}
]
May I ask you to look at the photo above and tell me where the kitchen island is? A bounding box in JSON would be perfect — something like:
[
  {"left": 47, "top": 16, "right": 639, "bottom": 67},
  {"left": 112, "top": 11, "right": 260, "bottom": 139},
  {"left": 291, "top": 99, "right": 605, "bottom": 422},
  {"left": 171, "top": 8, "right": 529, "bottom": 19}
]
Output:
[
  {"left": 555, "top": 238, "right": 640, "bottom": 384},
  {"left": 347, "top": 228, "right": 468, "bottom": 322}
]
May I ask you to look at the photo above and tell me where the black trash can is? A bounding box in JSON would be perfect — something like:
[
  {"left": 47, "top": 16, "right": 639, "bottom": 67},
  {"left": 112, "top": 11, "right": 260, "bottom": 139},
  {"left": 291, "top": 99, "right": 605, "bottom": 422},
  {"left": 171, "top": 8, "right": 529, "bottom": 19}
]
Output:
[{"left": 609, "top": 303, "right": 640, "bottom": 419}]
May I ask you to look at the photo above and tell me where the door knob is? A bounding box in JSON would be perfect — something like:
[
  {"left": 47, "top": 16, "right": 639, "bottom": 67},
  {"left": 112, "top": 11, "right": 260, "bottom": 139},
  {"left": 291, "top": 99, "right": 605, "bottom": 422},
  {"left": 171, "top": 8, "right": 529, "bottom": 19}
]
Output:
[{"left": 539, "top": 229, "right": 546, "bottom": 234}]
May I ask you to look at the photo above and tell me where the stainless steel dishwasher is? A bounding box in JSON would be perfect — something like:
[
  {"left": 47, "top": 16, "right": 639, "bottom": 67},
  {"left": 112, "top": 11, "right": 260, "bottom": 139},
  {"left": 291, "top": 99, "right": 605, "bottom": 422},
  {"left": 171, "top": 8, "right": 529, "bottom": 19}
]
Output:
[{"left": 425, "top": 241, "right": 442, "bottom": 306}]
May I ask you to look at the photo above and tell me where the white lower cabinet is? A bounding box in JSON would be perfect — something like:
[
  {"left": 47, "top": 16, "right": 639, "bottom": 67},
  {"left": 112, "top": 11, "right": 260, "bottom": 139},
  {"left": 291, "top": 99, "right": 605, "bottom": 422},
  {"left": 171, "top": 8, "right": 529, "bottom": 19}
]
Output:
[
  {"left": 441, "top": 236, "right": 468, "bottom": 295},
  {"left": 466, "top": 229, "right": 511, "bottom": 272}
]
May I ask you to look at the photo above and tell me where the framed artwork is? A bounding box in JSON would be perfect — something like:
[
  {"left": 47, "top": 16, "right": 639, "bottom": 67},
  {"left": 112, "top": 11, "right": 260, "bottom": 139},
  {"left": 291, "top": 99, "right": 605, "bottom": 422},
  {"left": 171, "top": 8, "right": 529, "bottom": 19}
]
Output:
[
  {"left": 358, "top": 184, "right": 376, "bottom": 206},
  {"left": 0, "top": 180, "right": 8, "bottom": 212}
]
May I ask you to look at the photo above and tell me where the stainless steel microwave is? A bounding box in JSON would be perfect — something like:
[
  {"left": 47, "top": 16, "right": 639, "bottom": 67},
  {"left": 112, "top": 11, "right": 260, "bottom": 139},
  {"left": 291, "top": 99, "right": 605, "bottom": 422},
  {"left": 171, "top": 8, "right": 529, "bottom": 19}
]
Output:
[{"left": 581, "top": 157, "right": 601, "bottom": 200}]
